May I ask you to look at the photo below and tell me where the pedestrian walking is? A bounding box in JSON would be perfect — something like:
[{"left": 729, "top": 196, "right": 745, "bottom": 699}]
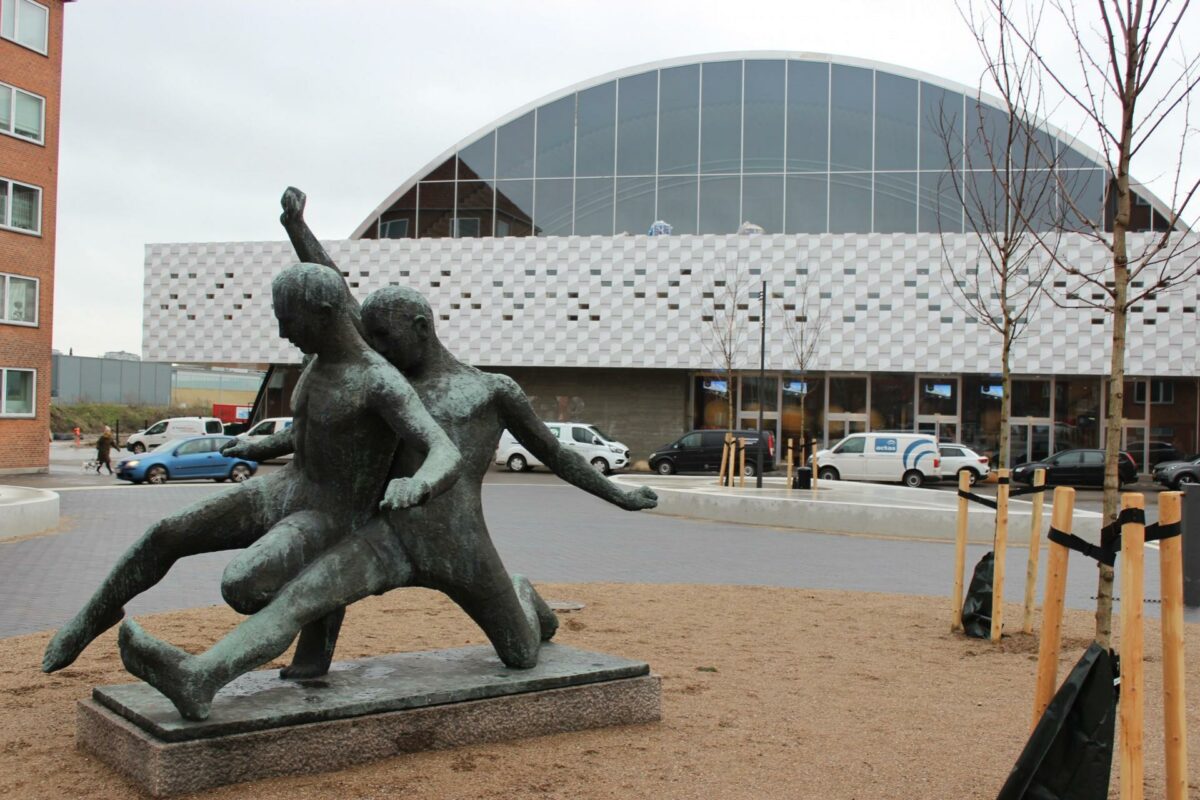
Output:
[{"left": 95, "top": 426, "right": 119, "bottom": 475}]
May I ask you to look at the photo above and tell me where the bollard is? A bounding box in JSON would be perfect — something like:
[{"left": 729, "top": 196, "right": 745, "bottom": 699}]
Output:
[
  {"left": 951, "top": 469, "right": 970, "bottom": 632},
  {"left": 1119, "top": 493, "right": 1146, "bottom": 800},
  {"left": 1032, "top": 486, "right": 1074, "bottom": 729},
  {"left": 1183, "top": 484, "right": 1200, "bottom": 607},
  {"left": 991, "top": 469, "right": 1010, "bottom": 642},
  {"left": 1022, "top": 468, "right": 1047, "bottom": 634},
  {"left": 1157, "top": 492, "right": 1188, "bottom": 800}
]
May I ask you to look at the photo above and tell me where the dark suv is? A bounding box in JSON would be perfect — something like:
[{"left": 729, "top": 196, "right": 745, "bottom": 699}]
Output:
[
  {"left": 1012, "top": 448, "right": 1138, "bottom": 487},
  {"left": 648, "top": 429, "right": 775, "bottom": 476}
]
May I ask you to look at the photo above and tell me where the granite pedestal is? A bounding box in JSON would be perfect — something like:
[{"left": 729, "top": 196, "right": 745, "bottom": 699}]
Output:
[{"left": 77, "top": 643, "right": 660, "bottom": 797}]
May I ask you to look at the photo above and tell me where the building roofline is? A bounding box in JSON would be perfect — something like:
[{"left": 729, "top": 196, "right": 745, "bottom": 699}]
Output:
[{"left": 350, "top": 50, "right": 1176, "bottom": 239}]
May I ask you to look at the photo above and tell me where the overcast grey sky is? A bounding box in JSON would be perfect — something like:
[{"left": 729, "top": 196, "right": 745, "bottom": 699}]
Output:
[{"left": 53, "top": 0, "right": 1199, "bottom": 357}]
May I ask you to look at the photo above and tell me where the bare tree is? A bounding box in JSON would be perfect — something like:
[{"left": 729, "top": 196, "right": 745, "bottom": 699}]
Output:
[
  {"left": 701, "top": 255, "right": 754, "bottom": 430},
  {"left": 778, "top": 282, "right": 826, "bottom": 448},
  {"left": 936, "top": 1, "right": 1062, "bottom": 469},
  {"left": 976, "top": 0, "right": 1200, "bottom": 645}
]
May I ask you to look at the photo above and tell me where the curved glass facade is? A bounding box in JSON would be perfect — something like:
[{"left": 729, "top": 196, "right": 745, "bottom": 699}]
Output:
[{"left": 365, "top": 57, "right": 1172, "bottom": 239}]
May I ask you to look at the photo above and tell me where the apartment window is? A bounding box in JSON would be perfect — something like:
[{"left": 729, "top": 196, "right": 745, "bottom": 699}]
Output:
[
  {"left": 1, "top": 0, "right": 48, "bottom": 54},
  {"left": 379, "top": 218, "right": 408, "bottom": 239},
  {"left": 0, "top": 81, "right": 44, "bottom": 143},
  {"left": 0, "top": 367, "right": 34, "bottom": 416},
  {"left": 0, "top": 272, "right": 36, "bottom": 324},
  {"left": 0, "top": 177, "right": 40, "bottom": 233}
]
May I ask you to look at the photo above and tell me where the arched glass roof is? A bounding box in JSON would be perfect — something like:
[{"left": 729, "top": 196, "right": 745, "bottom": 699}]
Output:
[{"left": 355, "top": 53, "right": 1173, "bottom": 240}]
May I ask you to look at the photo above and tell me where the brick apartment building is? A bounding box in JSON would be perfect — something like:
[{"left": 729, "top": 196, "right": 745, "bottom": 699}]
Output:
[{"left": 0, "top": 0, "right": 69, "bottom": 473}]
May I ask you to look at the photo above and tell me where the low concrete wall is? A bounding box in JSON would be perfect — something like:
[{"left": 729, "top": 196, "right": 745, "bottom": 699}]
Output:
[
  {"left": 615, "top": 476, "right": 1103, "bottom": 545},
  {"left": 0, "top": 486, "right": 59, "bottom": 538}
]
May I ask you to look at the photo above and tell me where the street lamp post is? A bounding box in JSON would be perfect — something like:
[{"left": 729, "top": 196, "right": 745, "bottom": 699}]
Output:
[{"left": 755, "top": 280, "right": 766, "bottom": 488}]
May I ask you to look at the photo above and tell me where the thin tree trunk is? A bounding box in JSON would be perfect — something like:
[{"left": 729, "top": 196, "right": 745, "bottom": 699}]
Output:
[{"left": 999, "top": 327, "right": 1013, "bottom": 470}]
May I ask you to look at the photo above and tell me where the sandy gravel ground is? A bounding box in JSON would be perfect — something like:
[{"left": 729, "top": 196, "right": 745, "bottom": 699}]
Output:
[{"left": 0, "top": 583, "right": 1196, "bottom": 799}]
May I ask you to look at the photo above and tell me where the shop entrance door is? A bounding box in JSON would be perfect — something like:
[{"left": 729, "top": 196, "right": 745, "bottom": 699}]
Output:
[
  {"left": 828, "top": 415, "right": 868, "bottom": 444},
  {"left": 918, "top": 419, "right": 958, "bottom": 443},
  {"left": 1121, "top": 423, "right": 1148, "bottom": 472},
  {"left": 1009, "top": 420, "right": 1052, "bottom": 468},
  {"left": 916, "top": 376, "right": 960, "bottom": 443}
]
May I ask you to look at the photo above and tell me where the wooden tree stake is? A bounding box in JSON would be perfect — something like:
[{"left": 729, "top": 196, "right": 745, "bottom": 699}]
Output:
[
  {"left": 811, "top": 443, "right": 818, "bottom": 491},
  {"left": 1023, "top": 468, "right": 1047, "bottom": 633},
  {"left": 717, "top": 434, "right": 731, "bottom": 487},
  {"left": 785, "top": 438, "right": 794, "bottom": 490},
  {"left": 1032, "top": 486, "right": 1074, "bottom": 730},
  {"left": 1119, "top": 492, "right": 1145, "bottom": 800},
  {"left": 990, "top": 469, "right": 1010, "bottom": 642},
  {"left": 738, "top": 439, "right": 746, "bottom": 488},
  {"left": 951, "top": 469, "right": 970, "bottom": 632},
  {"left": 1157, "top": 492, "right": 1187, "bottom": 800}
]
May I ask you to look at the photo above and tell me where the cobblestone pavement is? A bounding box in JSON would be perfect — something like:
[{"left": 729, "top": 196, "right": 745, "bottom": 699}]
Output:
[{"left": 1, "top": 462, "right": 1193, "bottom": 639}]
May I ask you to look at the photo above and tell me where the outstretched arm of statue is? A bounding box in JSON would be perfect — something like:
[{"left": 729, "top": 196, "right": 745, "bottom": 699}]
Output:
[
  {"left": 220, "top": 427, "right": 295, "bottom": 463},
  {"left": 494, "top": 375, "right": 657, "bottom": 512},
  {"left": 280, "top": 186, "right": 338, "bottom": 273},
  {"left": 368, "top": 367, "right": 461, "bottom": 512}
]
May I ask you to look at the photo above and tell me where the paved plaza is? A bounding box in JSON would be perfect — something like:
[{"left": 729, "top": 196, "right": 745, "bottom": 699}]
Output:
[{"left": 1, "top": 446, "right": 1192, "bottom": 639}]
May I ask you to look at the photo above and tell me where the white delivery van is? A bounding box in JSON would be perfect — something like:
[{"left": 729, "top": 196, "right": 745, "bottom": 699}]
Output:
[
  {"left": 126, "top": 417, "right": 224, "bottom": 453},
  {"left": 495, "top": 422, "right": 630, "bottom": 475},
  {"left": 237, "top": 417, "right": 295, "bottom": 461},
  {"left": 815, "top": 432, "right": 942, "bottom": 488}
]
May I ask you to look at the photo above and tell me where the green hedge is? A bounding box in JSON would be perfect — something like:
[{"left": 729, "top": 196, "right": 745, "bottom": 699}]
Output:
[{"left": 50, "top": 403, "right": 201, "bottom": 437}]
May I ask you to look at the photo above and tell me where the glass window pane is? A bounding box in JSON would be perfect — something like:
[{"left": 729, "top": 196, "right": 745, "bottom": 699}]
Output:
[
  {"left": 416, "top": 181, "right": 454, "bottom": 238},
  {"left": 874, "top": 172, "right": 917, "bottom": 233},
  {"left": 0, "top": 1, "right": 12, "bottom": 39},
  {"left": 615, "top": 176, "right": 656, "bottom": 234},
  {"left": 919, "top": 379, "right": 957, "bottom": 416},
  {"left": 1059, "top": 141, "right": 1100, "bottom": 170},
  {"left": 700, "top": 60, "right": 742, "bottom": 174},
  {"left": 830, "top": 65, "right": 873, "bottom": 171},
  {"left": 965, "top": 102, "right": 1010, "bottom": 171},
  {"left": 785, "top": 174, "right": 827, "bottom": 233},
  {"left": 743, "top": 60, "right": 785, "bottom": 173},
  {"left": 13, "top": 90, "right": 40, "bottom": 140},
  {"left": 378, "top": 186, "right": 416, "bottom": 240},
  {"left": 574, "top": 177, "right": 614, "bottom": 235},
  {"left": 1054, "top": 377, "right": 1101, "bottom": 450},
  {"left": 741, "top": 174, "right": 783, "bottom": 233},
  {"left": 455, "top": 181, "right": 494, "bottom": 237},
  {"left": 0, "top": 180, "right": 7, "bottom": 226},
  {"left": 0, "top": 85, "right": 10, "bottom": 132},
  {"left": 10, "top": 182, "right": 38, "bottom": 232},
  {"left": 699, "top": 175, "right": 739, "bottom": 233},
  {"left": 874, "top": 73, "right": 917, "bottom": 170},
  {"left": 787, "top": 61, "right": 829, "bottom": 172},
  {"left": 1014, "top": 169, "right": 1059, "bottom": 230},
  {"left": 617, "top": 71, "right": 657, "bottom": 175},
  {"left": 919, "top": 83, "right": 963, "bottom": 171},
  {"left": 872, "top": 374, "right": 914, "bottom": 429},
  {"left": 16, "top": 0, "right": 46, "bottom": 51},
  {"left": 829, "top": 172, "right": 871, "bottom": 233},
  {"left": 457, "top": 132, "right": 494, "bottom": 181},
  {"left": 657, "top": 64, "right": 699, "bottom": 175},
  {"left": 829, "top": 376, "right": 867, "bottom": 414},
  {"left": 0, "top": 278, "right": 5, "bottom": 320},
  {"left": 918, "top": 171, "right": 962, "bottom": 233},
  {"left": 534, "top": 178, "right": 573, "bottom": 236},
  {"left": 963, "top": 170, "right": 1005, "bottom": 232},
  {"left": 536, "top": 95, "right": 575, "bottom": 178},
  {"left": 4, "top": 369, "right": 33, "bottom": 414},
  {"left": 1061, "top": 169, "right": 1105, "bottom": 230},
  {"left": 742, "top": 376, "right": 779, "bottom": 413},
  {"left": 494, "top": 179, "right": 534, "bottom": 237},
  {"left": 1011, "top": 379, "right": 1051, "bottom": 418},
  {"left": 496, "top": 111, "right": 535, "bottom": 179},
  {"left": 7, "top": 276, "right": 35, "bottom": 322},
  {"left": 576, "top": 81, "right": 615, "bottom": 177},
  {"left": 657, "top": 176, "right": 697, "bottom": 234}
]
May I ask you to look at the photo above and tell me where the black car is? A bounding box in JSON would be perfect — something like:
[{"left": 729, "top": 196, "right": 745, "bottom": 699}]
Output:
[
  {"left": 1011, "top": 448, "right": 1138, "bottom": 487},
  {"left": 648, "top": 429, "right": 775, "bottom": 477},
  {"left": 1127, "top": 441, "right": 1185, "bottom": 470}
]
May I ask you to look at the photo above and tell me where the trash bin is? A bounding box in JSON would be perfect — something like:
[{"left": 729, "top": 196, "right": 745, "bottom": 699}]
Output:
[
  {"left": 794, "top": 467, "right": 812, "bottom": 490},
  {"left": 1184, "top": 484, "right": 1200, "bottom": 607}
]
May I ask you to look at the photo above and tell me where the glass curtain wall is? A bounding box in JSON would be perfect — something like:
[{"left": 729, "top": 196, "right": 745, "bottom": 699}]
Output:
[{"left": 369, "top": 58, "right": 1112, "bottom": 239}]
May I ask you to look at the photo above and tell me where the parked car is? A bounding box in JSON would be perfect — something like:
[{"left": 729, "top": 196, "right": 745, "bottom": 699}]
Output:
[
  {"left": 116, "top": 435, "right": 258, "bottom": 485},
  {"left": 815, "top": 432, "right": 941, "bottom": 488},
  {"left": 1153, "top": 455, "right": 1200, "bottom": 489},
  {"left": 125, "top": 417, "right": 224, "bottom": 454},
  {"left": 237, "top": 417, "right": 294, "bottom": 461},
  {"left": 1126, "top": 441, "right": 1186, "bottom": 470},
  {"left": 1012, "top": 448, "right": 1138, "bottom": 487},
  {"left": 495, "top": 422, "right": 630, "bottom": 475},
  {"left": 938, "top": 443, "right": 991, "bottom": 486},
  {"left": 647, "top": 429, "right": 775, "bottom": 477}
]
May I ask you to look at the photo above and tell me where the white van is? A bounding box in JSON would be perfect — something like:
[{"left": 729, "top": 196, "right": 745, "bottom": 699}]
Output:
[
  {"left": 495, "top": 422, "right": 630, "bottom": 474},
  {"left": 126, "top": 417, "right": 224, "bottom": 453},
  {"left": 815, "top": 432, "right": 942, "bottom": 488},
  {"left": 237, "top": 417, "right": 294, "bottom": 461}
]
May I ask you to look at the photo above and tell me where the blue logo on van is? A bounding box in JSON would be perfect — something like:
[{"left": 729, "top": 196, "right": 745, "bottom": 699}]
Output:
[{"left": 874, "top": 438, "right": 898, "bottom": 453}]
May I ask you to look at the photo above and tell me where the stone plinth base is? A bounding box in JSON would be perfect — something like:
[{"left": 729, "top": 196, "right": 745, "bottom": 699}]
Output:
[{"left": 77, "top": 644, "right": 660, "bottom": 797}]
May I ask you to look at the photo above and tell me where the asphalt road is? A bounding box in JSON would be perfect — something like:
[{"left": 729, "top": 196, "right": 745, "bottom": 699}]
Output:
[{"left": 1, "top": 449, "right": 1194, "bottom": 640}]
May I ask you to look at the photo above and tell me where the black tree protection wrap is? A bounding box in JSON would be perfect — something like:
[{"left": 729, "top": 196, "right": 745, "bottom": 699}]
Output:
[
  {"left": 960, "top": 551, "right": 995, "bottom": 639},
  {"left": 996, "top": 643, "right": 1119, "bottom": 800},
  {"left": 1009, "top": 483, "right": 1049, "bottom": 498},
  {"left": 958, "top": 489, "right": 998, "bottom": 509},
  {"left": 1048, "top": 510, "right": 1181, "bottom": 567}
]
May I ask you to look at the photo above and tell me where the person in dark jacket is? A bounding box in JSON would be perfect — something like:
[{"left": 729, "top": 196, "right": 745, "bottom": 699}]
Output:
[{"left": 95, "top": 426, "right": 119, "bottom": 475}]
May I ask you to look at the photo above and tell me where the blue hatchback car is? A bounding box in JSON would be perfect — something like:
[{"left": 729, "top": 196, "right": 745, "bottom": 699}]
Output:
[{"left": 116, "top": 435, "right": 258, "bottom": 485}]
